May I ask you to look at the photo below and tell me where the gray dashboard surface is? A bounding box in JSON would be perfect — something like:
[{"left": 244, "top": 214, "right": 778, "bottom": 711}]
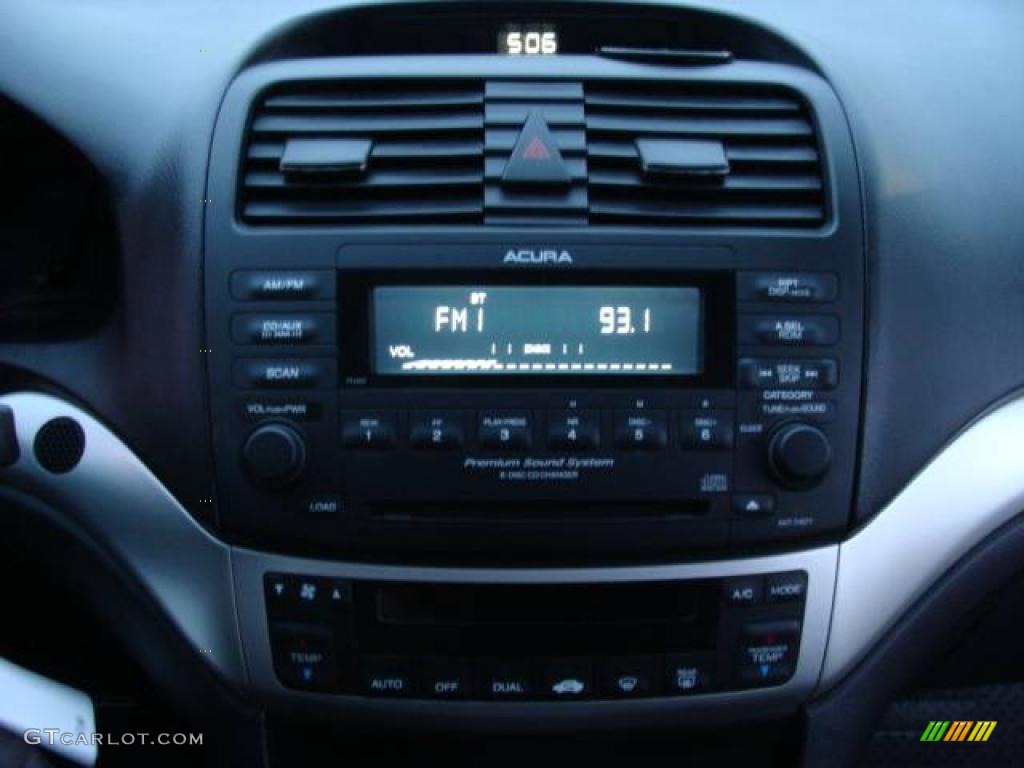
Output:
[{"left": 0, "top": 0, "right": 1022, "bottom": 527}]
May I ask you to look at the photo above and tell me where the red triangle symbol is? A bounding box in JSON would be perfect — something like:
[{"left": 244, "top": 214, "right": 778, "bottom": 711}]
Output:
[{"left": 522, "top": 136, "right": 551, "bottom": 160}]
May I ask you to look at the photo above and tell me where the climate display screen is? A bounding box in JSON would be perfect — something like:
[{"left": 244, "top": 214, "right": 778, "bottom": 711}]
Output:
[{"left": 372, "top": 285, "right": 702, "bottom": 376}]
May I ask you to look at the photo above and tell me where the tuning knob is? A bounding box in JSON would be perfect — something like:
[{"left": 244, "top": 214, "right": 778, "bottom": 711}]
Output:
[
  {"left": 242, "top": 423, "right": 306, "bottom": 488},
  {"left": 767, "top": 423, "right": 831, "bottom": 489}
]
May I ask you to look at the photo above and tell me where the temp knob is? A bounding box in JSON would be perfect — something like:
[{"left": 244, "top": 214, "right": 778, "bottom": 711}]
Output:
[
  {"left": 242, "top": 423, "right": 306, "bottom": 488},
  {"left": 767, "top": 423, "right": 832, "bottom": 489}
]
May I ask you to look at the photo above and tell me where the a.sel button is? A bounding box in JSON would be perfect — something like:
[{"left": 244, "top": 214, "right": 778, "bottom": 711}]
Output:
[
  {"left": 410, "top": 411, "right": 465, "bottom": 450},
  {"left": 234, "top": 359, "right": 336, "bottom": 389},
  {"left": 547, "top": 410, "right": 600, "bottom": 450},
  {"left": 231, "top": 314, "right": 335, "bottom": 346},
  {"left": 230, "top": 270, "right": 334, "bottom": 301},
  {"left": 765, "top": 571, "right": 808, "bottom": 603},
  {"left": 738, "top": 272, "right": 838, "bottom": 303},
  {"left": 613, "top": 411, "right": 668, "bottom": 450},
  {"left": 478, "top": 412, "right": 532, "bottom": 449},
  {"left": 739, "top": 316, "right": 839, "bottom": 347},
  {"left": 341, "top": 412, "right": 398, "bottom": 449}
]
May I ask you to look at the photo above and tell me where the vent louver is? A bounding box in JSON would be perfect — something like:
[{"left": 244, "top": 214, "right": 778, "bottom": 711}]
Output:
[
  {"left": 584, "top": 83, "right": 825, "bottom": 227},
  {"left": 238, "top": 80, "right": 826, "bottom": 229},
  {"left": 240, "top": 82, "right": 485, "bottom": 224}
]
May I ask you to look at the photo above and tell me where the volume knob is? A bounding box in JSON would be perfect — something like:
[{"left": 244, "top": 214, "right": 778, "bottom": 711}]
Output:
[
  {"left": 767, "top": 423, "right": 831, "bottom": 489},
  {"left": 242, "top": 423, "right": 306, "bottom": 488}
]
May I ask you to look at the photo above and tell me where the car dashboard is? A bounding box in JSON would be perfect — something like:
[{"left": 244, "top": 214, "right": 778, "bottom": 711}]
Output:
[{"left": 1, "top": 2, "right": 1023, "bottom": 766}]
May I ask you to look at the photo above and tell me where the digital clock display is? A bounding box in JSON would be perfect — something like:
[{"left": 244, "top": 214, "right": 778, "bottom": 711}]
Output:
[
  {"left": 498, "top": 24, "right": 559, "bottom": 55},
  {"left": 372, "top": 285, "right": 702, "bottom": 377}
]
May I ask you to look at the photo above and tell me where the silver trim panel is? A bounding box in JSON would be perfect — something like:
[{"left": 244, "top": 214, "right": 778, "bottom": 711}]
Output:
[
  {"left": 822, "top": 394, "right": 1024, "bottom": 689},
  {"left": 4, "top": 390, "right": 1024, "bottom": 718},
  {"left": 0, "top": 392, "right": 245, "bottom": 683}
]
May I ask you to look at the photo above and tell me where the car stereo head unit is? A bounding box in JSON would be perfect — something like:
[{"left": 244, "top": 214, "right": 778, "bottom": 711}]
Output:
[{"left": 206, "top": 241, "right": 863, "bottom": 564}]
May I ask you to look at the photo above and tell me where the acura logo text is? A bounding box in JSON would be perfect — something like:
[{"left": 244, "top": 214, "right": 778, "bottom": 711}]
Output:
[{"left": 503, "top": 249, "right": 573, "bottom": 265}]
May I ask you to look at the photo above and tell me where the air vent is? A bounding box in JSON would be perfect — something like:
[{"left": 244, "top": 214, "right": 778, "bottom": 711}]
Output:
[
  {"left": 584, "top": 83, "right": 825, "bottom": 227},
  {"left": 240, "top": 82, "right": 485, "bottom": 224}
]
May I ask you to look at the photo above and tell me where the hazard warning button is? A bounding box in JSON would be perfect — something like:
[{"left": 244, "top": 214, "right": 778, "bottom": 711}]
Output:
[{"left": 501, "top": 110, "right": 572, "bottom": 187}]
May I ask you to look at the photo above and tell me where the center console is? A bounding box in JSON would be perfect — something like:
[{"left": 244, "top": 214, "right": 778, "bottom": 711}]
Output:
[{"left": 200, "top": 7, "right": 863, "bottom": 720}]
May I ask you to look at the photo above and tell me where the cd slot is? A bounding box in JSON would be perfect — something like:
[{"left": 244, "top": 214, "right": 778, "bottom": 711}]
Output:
[{"left": 365, "top": 499, "right": 709, "bottom": 522}]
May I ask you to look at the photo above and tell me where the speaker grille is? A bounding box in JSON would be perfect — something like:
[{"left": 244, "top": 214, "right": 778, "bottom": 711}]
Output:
[{"left": 34, "top": 417, "right": 85, "bottom": 474}]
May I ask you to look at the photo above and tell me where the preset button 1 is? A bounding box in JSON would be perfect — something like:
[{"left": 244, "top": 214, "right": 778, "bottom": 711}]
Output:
[{"left": 341, "top": 412, "right": 398, "bottom": 449}]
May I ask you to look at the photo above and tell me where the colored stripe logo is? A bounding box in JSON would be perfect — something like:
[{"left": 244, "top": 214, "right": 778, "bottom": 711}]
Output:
[{"left": 920, "top": 721, "right": 997, "bottom": 742}]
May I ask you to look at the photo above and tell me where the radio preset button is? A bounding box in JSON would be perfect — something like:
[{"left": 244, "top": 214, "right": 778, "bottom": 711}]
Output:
[
  {"left": 478, "top": 412, "right": 532, "bottom": 450},
  {"left": 411, "top": 411, "right": 465, "bottom": 449},
  {"left": 680, "top": 410, "right": 734, "bottom": 450},
  {"left": 739, "top": 316, "right": 839, "bottom": 347},
  {"left": 739, "top": 358, "right": 838, "bottom": 390},
  {"left": 231, "top": 313, "right": 335, "bottom": 346},
  {"left": 231, "top": 270, "right": 334, "bottom": 301},
  {"left": 613, "top": 411, "right": 668, "bottom": 450},
  {"left": 738, "top": 272, "right": 838, "bottom": 303},
  {"left": 234, "top": 358, "right": 336, "bottom": 389},
  {"left": 546, "top": 410, "right": 600, "bottom": 450},
  {"left": 341, "top": 412, "right": 398, "bottom": 449}
]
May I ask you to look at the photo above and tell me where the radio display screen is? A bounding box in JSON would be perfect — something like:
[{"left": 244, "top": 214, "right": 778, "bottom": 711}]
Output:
[{"left": 371, "top": 285, "right": 702, "bottom": 376}]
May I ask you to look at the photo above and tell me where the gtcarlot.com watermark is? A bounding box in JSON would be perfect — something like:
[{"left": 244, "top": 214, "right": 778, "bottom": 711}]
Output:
[{"left": 25, "top": 729, "right": 203, "bottom": 747}]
